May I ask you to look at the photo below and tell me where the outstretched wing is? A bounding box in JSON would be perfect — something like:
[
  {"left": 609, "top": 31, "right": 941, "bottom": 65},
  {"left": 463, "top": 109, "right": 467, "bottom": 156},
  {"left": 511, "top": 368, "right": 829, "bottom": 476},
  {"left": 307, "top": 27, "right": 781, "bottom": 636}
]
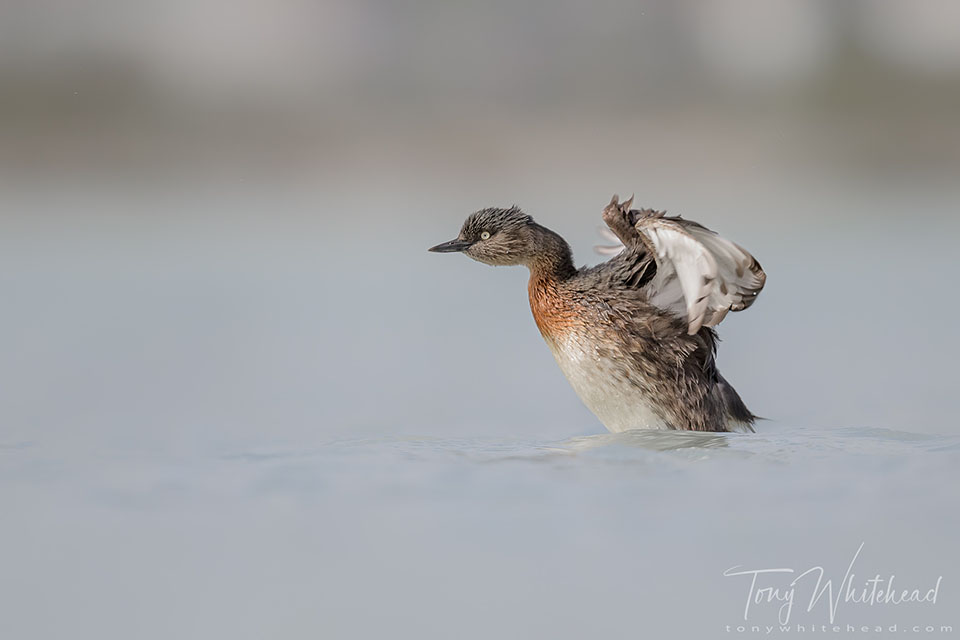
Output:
[{"left": 634, "top": 212, "right": 765, "bottom": 334}]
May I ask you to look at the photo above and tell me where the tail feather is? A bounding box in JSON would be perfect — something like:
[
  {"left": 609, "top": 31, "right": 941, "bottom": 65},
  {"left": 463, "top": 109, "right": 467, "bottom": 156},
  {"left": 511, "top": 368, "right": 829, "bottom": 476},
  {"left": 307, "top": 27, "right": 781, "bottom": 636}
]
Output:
[{"left": 715, "top": 373, "right": 756, "bottom": 433}]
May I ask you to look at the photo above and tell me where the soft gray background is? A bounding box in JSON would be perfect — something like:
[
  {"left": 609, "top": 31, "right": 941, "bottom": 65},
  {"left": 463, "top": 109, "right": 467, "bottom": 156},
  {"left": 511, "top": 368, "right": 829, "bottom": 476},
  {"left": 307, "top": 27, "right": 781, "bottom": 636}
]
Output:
[{"left": 2, "top": 2, "right": 959, "bottom": 638}]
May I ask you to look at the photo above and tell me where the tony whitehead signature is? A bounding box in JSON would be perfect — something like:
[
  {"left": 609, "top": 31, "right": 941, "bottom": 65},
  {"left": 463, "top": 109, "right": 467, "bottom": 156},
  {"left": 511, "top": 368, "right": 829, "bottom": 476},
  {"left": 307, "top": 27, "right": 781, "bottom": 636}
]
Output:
[{"left": 723, "top": 543, "right": 943, "bottom": 624}]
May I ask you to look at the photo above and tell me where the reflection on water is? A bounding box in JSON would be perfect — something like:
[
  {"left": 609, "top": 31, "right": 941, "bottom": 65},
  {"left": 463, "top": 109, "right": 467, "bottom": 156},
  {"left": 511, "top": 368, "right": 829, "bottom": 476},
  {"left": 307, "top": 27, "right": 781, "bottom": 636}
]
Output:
[
  {"left": 218, "top": 424, "right": 959, "bottom": 469},
  {"left": 561, "top": 429, "right": 731, "bottom": 452}
]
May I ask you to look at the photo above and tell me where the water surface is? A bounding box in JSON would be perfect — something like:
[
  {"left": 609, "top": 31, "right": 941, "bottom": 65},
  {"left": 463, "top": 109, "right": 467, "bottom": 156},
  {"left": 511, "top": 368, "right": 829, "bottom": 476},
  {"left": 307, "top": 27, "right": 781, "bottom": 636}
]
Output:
[{"left": 3, "top": 424, "right": 958, "bottom": 638}]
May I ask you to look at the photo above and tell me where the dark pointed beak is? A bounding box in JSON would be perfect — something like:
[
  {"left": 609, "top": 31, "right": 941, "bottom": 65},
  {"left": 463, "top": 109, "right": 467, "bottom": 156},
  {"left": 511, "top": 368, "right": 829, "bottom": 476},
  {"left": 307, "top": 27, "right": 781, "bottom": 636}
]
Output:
[{"left": 428, "top": 239, "right": 473, "bottom": 253}]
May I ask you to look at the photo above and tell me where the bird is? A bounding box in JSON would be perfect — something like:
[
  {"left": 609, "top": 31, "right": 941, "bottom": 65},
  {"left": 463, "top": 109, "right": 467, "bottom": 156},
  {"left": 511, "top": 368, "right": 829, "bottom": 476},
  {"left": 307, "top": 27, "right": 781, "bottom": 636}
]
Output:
[{"left": 428, "top": 194, "right": 766, "bottom": 433}]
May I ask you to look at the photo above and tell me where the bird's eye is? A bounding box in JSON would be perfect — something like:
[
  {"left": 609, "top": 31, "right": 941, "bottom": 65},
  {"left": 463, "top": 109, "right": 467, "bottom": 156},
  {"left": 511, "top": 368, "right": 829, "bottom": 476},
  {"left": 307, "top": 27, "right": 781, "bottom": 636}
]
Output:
[{"left": 480, "top": 231, "right": 491, "bottom": 240}]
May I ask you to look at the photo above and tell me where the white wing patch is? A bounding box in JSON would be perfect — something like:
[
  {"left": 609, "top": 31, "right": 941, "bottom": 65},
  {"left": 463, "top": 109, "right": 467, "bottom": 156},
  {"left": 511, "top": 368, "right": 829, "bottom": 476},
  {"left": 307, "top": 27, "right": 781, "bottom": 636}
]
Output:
[{"left": 639, "top": 216, "right": 765, "bottom": 334}]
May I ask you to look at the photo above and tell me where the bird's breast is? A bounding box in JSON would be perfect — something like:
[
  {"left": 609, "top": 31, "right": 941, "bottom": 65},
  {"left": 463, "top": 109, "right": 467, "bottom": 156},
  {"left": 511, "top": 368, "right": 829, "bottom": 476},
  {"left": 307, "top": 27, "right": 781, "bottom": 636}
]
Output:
[
  {"left": 543, "top": 330, "right": 667, "bottom": 432},
  {"left": 527, "top": 276, "right": 580, "bottom": 340},
  {"left": 528, "top": 277, "right": 667, "bottom": 432}
]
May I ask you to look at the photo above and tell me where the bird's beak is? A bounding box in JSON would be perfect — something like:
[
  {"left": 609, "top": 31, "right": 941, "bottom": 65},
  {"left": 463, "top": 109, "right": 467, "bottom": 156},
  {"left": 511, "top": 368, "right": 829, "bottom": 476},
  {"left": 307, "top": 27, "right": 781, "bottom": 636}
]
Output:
[{"left": 428, "top": 239, "right": 473, "bottom": 253}]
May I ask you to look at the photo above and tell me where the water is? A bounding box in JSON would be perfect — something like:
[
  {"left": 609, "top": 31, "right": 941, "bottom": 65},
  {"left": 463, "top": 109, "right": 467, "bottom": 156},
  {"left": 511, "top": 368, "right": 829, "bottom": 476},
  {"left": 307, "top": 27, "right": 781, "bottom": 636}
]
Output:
[
  {"left": 2, "top": 175, "right": 958, "bottom": 638},
  {"left": 3, "top": 424, "right": 958, "bottom": 639}
]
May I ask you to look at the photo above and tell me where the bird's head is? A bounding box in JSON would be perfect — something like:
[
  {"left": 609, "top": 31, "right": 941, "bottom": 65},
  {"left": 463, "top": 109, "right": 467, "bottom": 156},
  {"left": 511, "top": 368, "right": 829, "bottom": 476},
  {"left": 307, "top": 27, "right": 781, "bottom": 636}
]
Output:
[{"left": 428, "top": 206, "right": 538, "bottom": 266}]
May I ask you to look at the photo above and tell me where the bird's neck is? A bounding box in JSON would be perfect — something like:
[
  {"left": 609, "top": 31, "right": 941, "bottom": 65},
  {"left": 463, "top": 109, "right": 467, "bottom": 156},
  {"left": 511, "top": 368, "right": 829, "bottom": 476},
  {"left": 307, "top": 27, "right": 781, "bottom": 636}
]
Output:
[
  {"left": 525, "top": 225, "right": 577, "bottom": 340},
  {"left": 525, "top": 223, "right": 576, "bottom": 283}
]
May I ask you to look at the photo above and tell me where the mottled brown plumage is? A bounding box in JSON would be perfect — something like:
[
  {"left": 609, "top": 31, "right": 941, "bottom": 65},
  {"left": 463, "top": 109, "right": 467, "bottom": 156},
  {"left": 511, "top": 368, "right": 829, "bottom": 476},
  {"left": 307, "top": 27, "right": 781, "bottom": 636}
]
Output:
[{"left": 429, "top": 197, "right": 766, "bottom": 433}]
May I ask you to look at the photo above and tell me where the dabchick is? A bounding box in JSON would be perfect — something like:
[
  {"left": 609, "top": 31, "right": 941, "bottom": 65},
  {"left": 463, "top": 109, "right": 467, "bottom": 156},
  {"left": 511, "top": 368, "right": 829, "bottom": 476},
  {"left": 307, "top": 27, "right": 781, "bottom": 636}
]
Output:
[{"left": 429, "top": 194, "right": 766, "bottom": 433}]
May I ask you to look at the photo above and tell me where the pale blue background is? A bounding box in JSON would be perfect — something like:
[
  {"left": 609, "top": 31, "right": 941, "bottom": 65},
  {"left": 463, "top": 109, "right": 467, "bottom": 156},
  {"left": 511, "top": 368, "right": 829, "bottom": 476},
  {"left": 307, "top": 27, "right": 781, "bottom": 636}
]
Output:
[{"left": 2, "top": 2, "right": 959, "bottom": 638}]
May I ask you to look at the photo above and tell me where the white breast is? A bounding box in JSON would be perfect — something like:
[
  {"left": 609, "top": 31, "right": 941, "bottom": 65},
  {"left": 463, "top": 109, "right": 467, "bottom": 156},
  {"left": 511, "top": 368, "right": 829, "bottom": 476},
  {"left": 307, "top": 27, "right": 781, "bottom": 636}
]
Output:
[{"left": 544, "top": 334, "right": 668, "bottom": 433}]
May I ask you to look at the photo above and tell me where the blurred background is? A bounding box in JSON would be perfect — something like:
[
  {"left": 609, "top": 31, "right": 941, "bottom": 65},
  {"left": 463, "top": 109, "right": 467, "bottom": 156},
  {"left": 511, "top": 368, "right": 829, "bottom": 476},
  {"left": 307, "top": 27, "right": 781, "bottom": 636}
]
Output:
[{"left": 2, "top": 2, "right": 959, "bottom": 638}]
